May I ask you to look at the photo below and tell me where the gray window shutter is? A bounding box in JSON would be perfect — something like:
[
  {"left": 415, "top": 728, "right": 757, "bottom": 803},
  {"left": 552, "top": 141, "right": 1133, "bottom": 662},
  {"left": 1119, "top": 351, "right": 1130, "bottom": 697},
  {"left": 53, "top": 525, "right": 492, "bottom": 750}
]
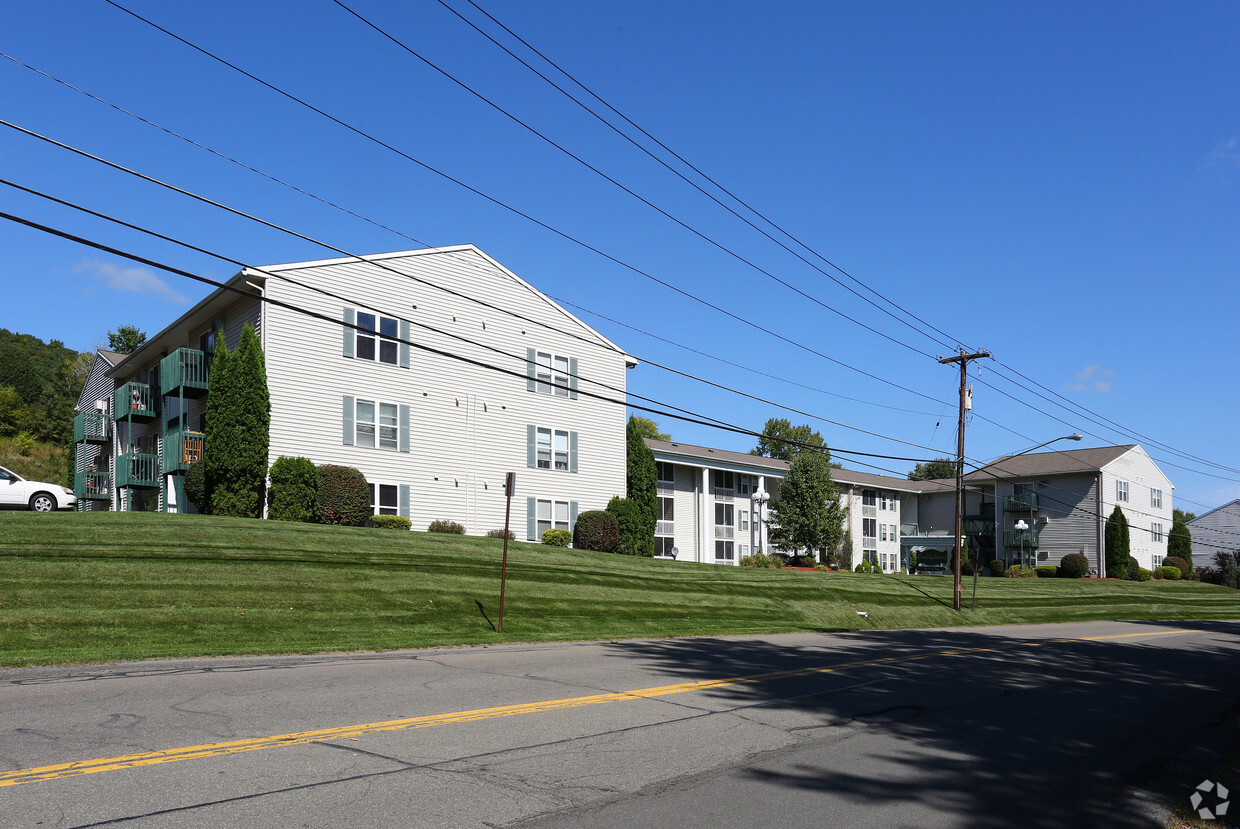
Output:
[
  {"left": 343, "top": 308, "right": 355, "bottom": 358},
  {"left": 399, "top": 405, "right": 410, "bottom": 453},
  {"left": 570, "top": 431, "right": 579, "bottom": 473},
  {"left": 570, "top": 501, "right": 579, "bottom": 533},
  {"left": 399, "top": 484, "right": 410, "bottom": 520},
  {"left": 399, "top": 320, "right": 411, "bottom": 369},
  {"left": 569, "top": 357, "right": 579, "bottom": 399},
  {"left": 526, "top": 424, "right": 536, "bottom": 468},
  {"left": 342, "top": 395, "right": 354, "bottom": 445},
  {"left": 526, "top": 348, "right": 536, "bottom": 392},
  {"left": 527, "top": 496, "right": 537, "bottom": 541}
]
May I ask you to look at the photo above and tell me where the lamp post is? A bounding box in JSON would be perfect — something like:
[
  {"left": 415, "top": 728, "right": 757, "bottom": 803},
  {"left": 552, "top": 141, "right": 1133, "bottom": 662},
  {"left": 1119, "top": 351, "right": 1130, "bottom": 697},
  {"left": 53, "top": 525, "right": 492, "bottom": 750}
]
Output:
[
  {"left": 967, "top": 433, "right": 1083, "bottom": 609},
  {"left": 1015, "top": 518, "right": 1030, "bottom": 569},
  {"left": 753, "top": 487, "right": 770, "bottom": 554}
]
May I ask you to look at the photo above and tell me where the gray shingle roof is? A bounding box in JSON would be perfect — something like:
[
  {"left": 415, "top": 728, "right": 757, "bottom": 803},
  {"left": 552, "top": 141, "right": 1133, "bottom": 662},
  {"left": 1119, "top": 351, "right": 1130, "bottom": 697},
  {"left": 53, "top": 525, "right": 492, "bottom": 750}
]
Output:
[{"left": 962, "top": 445, "right": 1136, "bottom": 481}]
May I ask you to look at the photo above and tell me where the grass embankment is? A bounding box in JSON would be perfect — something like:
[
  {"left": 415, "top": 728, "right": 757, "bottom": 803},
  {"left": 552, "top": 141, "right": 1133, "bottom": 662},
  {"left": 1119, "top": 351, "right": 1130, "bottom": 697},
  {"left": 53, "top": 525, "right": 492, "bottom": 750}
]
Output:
[
  {"left": 2, "top": 512, "right": 1238, "bottom": 667},
  {"left": 0, "top": 437, "right": 68, "bottom": 485}
]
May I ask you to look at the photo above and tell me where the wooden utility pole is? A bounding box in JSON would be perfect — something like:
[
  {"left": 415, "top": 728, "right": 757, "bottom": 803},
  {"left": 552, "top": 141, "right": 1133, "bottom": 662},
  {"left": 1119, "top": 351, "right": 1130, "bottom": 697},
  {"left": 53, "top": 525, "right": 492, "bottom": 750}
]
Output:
[
  {"left": 938, "top": 349, "right": 991, "bottom": 611},
  {"left": 498, "top": 472, "right": 515, "bottom": 633}
]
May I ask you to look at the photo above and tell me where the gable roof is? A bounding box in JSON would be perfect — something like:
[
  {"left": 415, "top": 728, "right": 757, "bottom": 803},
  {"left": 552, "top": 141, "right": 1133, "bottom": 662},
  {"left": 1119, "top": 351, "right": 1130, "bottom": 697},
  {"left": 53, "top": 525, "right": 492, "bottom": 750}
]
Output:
[
  {"left": 1186, "top": 499, "right": 1240, "bottom": 526},
  {"left": 963, "top": 445, "right": 1137, "bottom": 481}
]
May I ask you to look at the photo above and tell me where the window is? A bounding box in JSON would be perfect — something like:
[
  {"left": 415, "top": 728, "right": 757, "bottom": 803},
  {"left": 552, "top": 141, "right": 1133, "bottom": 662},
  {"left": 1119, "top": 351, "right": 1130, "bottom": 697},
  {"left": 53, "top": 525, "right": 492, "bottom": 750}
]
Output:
[
  {"left": 880, "top": 524, "right": 888, "bottom": 542},
  {"left": 739, "top": 544, "right": 748, "bottom": 557},
  {"left": 658, "top": 496, "right": 674, "bottom": 522},
  {"left": 535, "top": 351, "right": 570, "bottom": 397},
  {"left": 1151, "top": 488, "right": 1162, "bottom": 509},
  {"left": 536, "top": 499, "right": 570, "bottom": 537},
  {"left": 654, "top": 537, "right": 676, "bottom": 556},
  {"left": 1151, "top": 522, "right": 1163, "bottom": 542},
  {"left": 715, "top": 503, "right": 734, "bottom": 526},
  {"left": 535, "top": 428, "right": 570, "bottom": 470},
  {"left": 1116, "top": 480, "right": 1129, "bottom": 502},
  {"left": 1152, "top": 555, "right": 1164, "bottom": 568},
  {"left": 713, "top": 470, "right": 735, "bottom": 491},
  {"left": 715, "top": 540, "right": 734, "bottom": 560},
  {"left": 880, "top": 492, "right": 889, "bottom": 510},
  {"left": 738, "top": 475, "right": 752, "bottom": 496},
  {"left": 369, "top": 483, "right": 398, "bottom": 516},
  {"left": 357, "top": 399, "right": 399, "bottom": 449},
  {"left": 657, "top": 462, "right": 675, "bottom": 483},
  {"left": 355, "top": 313, "right": 399, "bottom": 365},
  {"left": 863, "top": 517, "right": 877, "bottom": 539},
  {"left": 739, "top": 509, "right": 749, "bottom": 531},
  {"left": 862, "top": 490, "right": 877, "bottom": 507}
]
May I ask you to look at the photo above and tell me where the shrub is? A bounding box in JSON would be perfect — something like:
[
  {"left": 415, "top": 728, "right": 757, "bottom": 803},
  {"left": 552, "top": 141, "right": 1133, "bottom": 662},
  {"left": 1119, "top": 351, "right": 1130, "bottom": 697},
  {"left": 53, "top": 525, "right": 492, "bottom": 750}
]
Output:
[
  {"left": 314, "top": 465, "right": 370, "bottom": 526},
  {"left": 815, "top": 563, "right": 832, "bottom": 572},
  {"left": 855, "top": 560, "right": 875, "bottom": 574},
  {"left": 487, "top": 528, "right": 516, "bottom": 541},
  {"left": 741, "top": 552, "right": 784, "bottom": 568},
  {"left": 607, "top": 496, "right": 651, "bottom": 556},
  {"left": 1005, "top": 565, "right": 1037, "bottom": 578},
  {"left": 1155, "top": 565, "right": 1181, "bottom": 581},
  {"left": 1058, "top": 553, "right": 1089, "bottom": 579},
  {"left": 788, "top": 554, "right": 817, "bottom": 568},
  {"left": 574, "top": 510, "right": 619, "bottom": 553},
  {"left": 542, "top": 528, "right": 572, "bottom": 547},
  {"left": 184, "top": 460, "right": 208, "bottom": 513},
  {"left": 1163, "top": 556, "right": 1191, "bottom": 578},
  {"left": 371, "top": 515, "right": 411, "bottom": 531},
  {"left": 960, "top": 558, "right": 975, "bottom": 576},
  {"left": 1126, "top": 555, "right": 1142, "bottom": 581},
  {"left": 989, "top": 559, "right": 1006, "bottom": 577},
  {"left": 1035, "top": 565, "right": 1058, "bottom": 578},
  {"left": 427, "top": 519, "right": 465, "bottom": 534},
  {"left": 1137, "top": 568, "right": 1151, "bottom": 582},
  {"left": 267, "top": 456, "right": 320, "bottom": 522}
]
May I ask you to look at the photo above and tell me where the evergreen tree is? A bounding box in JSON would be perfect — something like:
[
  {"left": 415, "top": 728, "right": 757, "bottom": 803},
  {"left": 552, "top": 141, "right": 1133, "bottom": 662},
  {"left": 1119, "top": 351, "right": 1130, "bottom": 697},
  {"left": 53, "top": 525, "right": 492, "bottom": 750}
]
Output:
[
  {"left": 210, "top": 325, "right": 270, "bottom": 517},
  {"left": 1167, "top": 519, "right": 1192, "bottom": 572},
  {"left": 626, "top": 416, "right": 658, "bottom": 556},
  {"left": 769, "top": 449, "right": 844, "bottom": 559},
  {"left": 1104, "top": 505, "right": 1130, "bottom": 579},
  {"left": 202, "top": 337, "right": 233, "bottom": 511}
]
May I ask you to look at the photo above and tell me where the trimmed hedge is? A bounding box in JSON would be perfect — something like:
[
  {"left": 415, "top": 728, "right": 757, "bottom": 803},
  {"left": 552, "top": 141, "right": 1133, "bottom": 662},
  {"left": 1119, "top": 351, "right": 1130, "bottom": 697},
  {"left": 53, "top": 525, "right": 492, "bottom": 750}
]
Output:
[
  {"left": 1137, "top": 567, "right": 1151, "bottom": 582},
  {"left": 371, "top": 515, "right": 411, "bottom": 531},
  {"left": 542, "top": 528, "right": 572, "bottom": 547},
  {"left": 487, "top": 528, "right": 515, "bottom": 541},
  {"left": 1035, "top": 565, "right": 1058, "bottom": 578},
  {"left": 1163, "top": 556, "right": 1191, "bottom": 578},
  {"left": 1005, "top": 564, "right": 1038, "bottom": 578},
  {"left": 314, "top": 465, "right": 370, "bottom": 527},
  {"left": 1059, "top": 553, "right": 1090, "bottom": 579},
  {"left": 184, "top": 460, "right": 208, "bottom": 513},
  {"left": 428, "top": 519, "right": 465, "bottom": 534},
  {"left": 1126, "top": 555, "right": 1142, "bottom": 582},
  {"left": 574, "top": 510, "right": 619, "bottom": 553},
  {"left": 741, "top": 553, "right": 784, "bottom": 568},
  {"left": 989, "top": 559, "right": 1006, "bottom": 576},
  {"left": 855, "top": 560, "right": 876, "bottom": 573},
  {"left": 267, "top": 456, "right": 319, "bottom": 522},
  {"left": 1153, "top": 565, "right": 1181, "bottom": 581},
  {"left": 607, "top": 496, "right": 650, "bottom": 556}
]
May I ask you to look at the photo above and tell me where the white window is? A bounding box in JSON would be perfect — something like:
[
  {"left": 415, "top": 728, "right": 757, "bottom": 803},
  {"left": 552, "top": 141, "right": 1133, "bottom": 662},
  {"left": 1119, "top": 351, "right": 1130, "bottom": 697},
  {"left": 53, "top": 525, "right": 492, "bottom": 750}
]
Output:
[
  {"left": 880, "top": 524, "right": 888, "bottom": 542},
  {"left": 715, "top": 540, "right": 734, "bottom": 560},
  {"left": 657, "top": 462, "right": 675, "bottom": 483},
  {"left": 1152, "top": 555, "right": 1164, "bottom": 568},
  {"left": 654, "top": 537, "right": 676, "bottom": 556},
  {"left": 535, "top": 351, "right": 571, "bottom": 397},
  {"left": 738, "top": 475, "right": 752, "bottom": 496},
  {"left": 715, "top": 503, "right": 734, "bottom": 526},
  {"left": 356, "top": 399, "right": 399, "bottom": 450},
  {"left": 1151, "top": 488, "right": 1162, "bottom": 509},
  {"left": 368, "top": 483, "right": 398, "bottom": 516},
  {"left": 740, "top": 509, "right": 749, "bottom": 531},
  {"left": 1116, "top": 480, "right": 1129, "bottom": 502},
  {"left": 356, "top": 313, "right": 399, "bottom": 365},
  {"left": 1151, "top": 522, "right": 1163, "bottom": 542},
  {"left": 739, "top": 544, "right": 748, "bottom": 557},
  {"left": 880, "top": 492, "right": 889, "bottom": 510},
  {"left": 863, "top": 517, "right": 877, "bottom": 539},
  {"left": 536, "top": 499, "right": 570, "bottom": 536},
  {"left": 535, "top": 428, "right": 571, "bottom": 471},
  {"left": 862, "top": 490, "right": 877, "bottom": 507}
]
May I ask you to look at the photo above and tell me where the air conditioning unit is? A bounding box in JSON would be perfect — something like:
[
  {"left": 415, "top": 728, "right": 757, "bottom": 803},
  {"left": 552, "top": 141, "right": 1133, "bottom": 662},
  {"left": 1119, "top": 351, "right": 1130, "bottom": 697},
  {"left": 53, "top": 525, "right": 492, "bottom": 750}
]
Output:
[{"left": 95, "top": 399, "right": 107, "bottom": 412}]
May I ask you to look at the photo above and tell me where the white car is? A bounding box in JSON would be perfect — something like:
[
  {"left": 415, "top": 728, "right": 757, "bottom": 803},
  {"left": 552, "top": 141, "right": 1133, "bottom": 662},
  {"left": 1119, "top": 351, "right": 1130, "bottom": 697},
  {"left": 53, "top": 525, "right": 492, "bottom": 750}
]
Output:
[{"left": 0, "top": 465, "right": 77, "bottom": 512}]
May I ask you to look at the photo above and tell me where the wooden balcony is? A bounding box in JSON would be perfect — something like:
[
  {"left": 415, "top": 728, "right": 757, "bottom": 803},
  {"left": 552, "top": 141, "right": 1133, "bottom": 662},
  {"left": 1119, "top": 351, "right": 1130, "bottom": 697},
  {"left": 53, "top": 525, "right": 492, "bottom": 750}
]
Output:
[
  {"left": 115, "top": 382, "right": 156, "bottom": 422},
  {"left": 74, "top": 412, "right": 109, "bottom": 443},
  {"left": 160, "top": 348, "right": 209, "bottom": 398},
  {"left": 74, "top": 471, "right": 111, "bottom": 500},
  {"left": 162, "top": 430, "right": 204, "bottom": 474},
  {"left": 116, "top": 453, "right": 160, "bottom": 488}
]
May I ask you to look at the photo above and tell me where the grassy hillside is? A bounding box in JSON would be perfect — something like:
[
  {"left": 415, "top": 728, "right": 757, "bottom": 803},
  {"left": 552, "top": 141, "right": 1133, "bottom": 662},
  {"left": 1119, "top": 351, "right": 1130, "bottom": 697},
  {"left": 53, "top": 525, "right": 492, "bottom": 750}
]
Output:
[
  {"left": 2, "top": 512, "right": 1238, "bottom": 667},
  {"left": 0, "top": 436, "right": 70, "bottom": 485}
]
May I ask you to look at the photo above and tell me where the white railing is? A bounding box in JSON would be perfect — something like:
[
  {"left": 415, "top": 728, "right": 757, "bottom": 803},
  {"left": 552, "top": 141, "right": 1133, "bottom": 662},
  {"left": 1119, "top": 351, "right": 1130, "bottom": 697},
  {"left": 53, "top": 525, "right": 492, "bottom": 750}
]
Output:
[
  {"left": 714, "top": 525, "right": 734, "bottom": 539},
  {"left": 657, "top": 482, "right": 674, "bottom": 496},
  {"left": 862, "top": 535, "right": 877, "bottom": 547},
  {"left": 861, "top": 506, "right": 877, "bottom": 518},
  {"left": 713, "top": 487, "right": 734, "bottom": 502},
  {"left": 656, "top": 521, "right": 674, "bottom": 535}
]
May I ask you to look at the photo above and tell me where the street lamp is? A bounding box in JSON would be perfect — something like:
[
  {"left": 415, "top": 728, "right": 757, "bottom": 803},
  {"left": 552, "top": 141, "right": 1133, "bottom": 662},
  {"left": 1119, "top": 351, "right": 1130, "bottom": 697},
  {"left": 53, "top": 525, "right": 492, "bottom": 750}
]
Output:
[
  {"left": 753, "top": 487, "right": 770, "bottom": 554},
  {"left": 1014, "top": 519, "right": 1030, "bottom": 569}
]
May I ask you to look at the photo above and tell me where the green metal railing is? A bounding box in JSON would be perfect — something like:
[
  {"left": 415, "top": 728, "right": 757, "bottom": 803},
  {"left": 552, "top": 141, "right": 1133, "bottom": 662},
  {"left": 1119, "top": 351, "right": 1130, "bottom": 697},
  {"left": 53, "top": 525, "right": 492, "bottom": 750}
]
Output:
[
  {"left": 116, "top": 453, "right": 160, "bottom": 488},
  {"left": 74, "top": 471, "right": 111, "bottom": 500},
  {"left": 1003, "top": 493, "right": 1039, "bottom": 512},
  {"left": 1003, "top": 528, "right": 1040, "bottom": 548},
  {"left": 115, "top": 382, "right": 156, "bottom": 421},
  {"left": 162, "top": 430, "right": 204, "bottom": 474},
  {"left": 963, "top": 518, "right": 996, "bottom": 536},
  {"left": 74, "top": 412, "right": 109, "bottom": 443},
  {"left": 160, "top": 348, "right": 209, "bottom": 398}
]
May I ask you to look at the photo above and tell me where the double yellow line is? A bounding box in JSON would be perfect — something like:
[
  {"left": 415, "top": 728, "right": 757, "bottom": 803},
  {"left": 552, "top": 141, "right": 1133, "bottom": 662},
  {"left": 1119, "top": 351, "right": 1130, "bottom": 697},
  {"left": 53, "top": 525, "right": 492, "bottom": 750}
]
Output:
[{"left": 0, "top": 628, "right": 1192, "bottom": 788}]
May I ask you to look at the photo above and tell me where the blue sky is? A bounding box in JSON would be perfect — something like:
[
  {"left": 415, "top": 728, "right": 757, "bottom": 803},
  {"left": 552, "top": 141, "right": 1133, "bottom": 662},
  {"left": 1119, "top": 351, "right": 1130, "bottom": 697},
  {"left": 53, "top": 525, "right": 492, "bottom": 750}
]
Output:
[{"left": 2, "top": 1, "right": 1237, "bottom": 514}]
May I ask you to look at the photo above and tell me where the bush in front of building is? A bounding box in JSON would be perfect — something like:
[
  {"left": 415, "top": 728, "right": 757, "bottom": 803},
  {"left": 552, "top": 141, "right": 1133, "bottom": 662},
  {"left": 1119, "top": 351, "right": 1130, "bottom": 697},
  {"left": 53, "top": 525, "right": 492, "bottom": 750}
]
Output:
[
  {"left": 1163, "top": 556, "right": 1191, "bottom": 578},
  {"left": 487, "top": 528, "right": 515, "bottom": 541},
  {"left": 541, "top": 528, "right": 572, "bottom": 547},
  {"left": 1137, "top": 567, "right": 1151, "bottom": 581},
  {"left": 427, "top": 519, "right": 465, "bottom": 534},
  {"left": 371, "top": 515, "right": 411, "bottom": 530},
  {"left": 1058, "top": 554, "right": 1089, "bottom": 579},
  {"left": 1153, "top": 565, "right": 1181, "bottom": 581},
  {"left": 574, "top": 510, "right": 619, "bottom": 553},
  {"left": 607, "top": 496, "right": 651, "bottom": 556},
  {"left": 314, "top": 464, "right": 370, "bottom": 527},
  {"left": 1035, "top": 565, "right": 1058, "bottom": 578},
  {"left": 184, "top": 460, "right": 208, "bottom": 514},
  {"left": 1005, "top": 564, "right": 1037, "bottom": 578},
  {"left": 1126, "top": 555, "right": 1142, "bottom": 581},
  {"left": 267, "top": 456, "right": 320, "bottom": 522},
  {"left": 988, "top": 558, "right": 1006, "bottom": 577},
  {"left": 855, "top": 560, "right": 875, "bottom": 573},
  {"left": 741, "top": 552, "right": 783, "bottom": 568}
]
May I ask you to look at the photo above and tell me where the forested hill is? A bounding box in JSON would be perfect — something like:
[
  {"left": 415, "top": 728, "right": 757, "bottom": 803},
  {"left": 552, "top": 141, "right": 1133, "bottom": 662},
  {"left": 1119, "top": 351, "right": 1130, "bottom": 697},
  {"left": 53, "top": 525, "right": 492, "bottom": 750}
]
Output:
[{"left": 0, "top": 329, "right": 93, "bottom": 446}]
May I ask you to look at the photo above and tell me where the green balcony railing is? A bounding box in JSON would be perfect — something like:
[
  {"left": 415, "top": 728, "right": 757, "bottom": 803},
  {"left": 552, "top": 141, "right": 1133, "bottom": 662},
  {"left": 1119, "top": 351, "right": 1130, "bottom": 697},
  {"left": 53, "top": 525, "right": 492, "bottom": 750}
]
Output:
[
  {"left": 116, "top": 453, "right": 160, "bottom": 488},
  {"left": 1003, "top": 493, "right": 1039, "bottom": 512},
  {"left": 74, "top": 471, "right": 111, "bottom": 500},
  {"left": 162, "top": 430, "right": 204, "bottom": 474},
  {"left": 74, "top": 412, "right": 109, "bottom": 443},
  {"left": 160, "top": 348, "right": 209, "bottom": 398},
  {"left": 963, "top": 518, "right": 996, "bottom": 537},
  {"left": 115, "top": 382, "right": 156, "bottom": 421},
  {"left": 1003, "top": 528, "right": 1041, "bottom": 548}
]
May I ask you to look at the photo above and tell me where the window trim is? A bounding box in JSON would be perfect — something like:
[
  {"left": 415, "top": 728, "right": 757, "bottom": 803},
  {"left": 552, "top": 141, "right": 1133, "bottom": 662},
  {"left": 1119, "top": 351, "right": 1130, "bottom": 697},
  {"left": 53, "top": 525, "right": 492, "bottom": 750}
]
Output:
[
  {"left": 527, "top": 424, "right": 578, "bottom": 473},
  {"left": 342, "top": 395, "right": 410, "bottom": 453},
  {"left": 1150, "top": 488, "right": 1162, "bottom": 509},
  {"left": 526, "top": 348, "right": 578, "bottom": 399},
  {"left": 1116, "top": 480, "right": 1129, "bottom": 502}
]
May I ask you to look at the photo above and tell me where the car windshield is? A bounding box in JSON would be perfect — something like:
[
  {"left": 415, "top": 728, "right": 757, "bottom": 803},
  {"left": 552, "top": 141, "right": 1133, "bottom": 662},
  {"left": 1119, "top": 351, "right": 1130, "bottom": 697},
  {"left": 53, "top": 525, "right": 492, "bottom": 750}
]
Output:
[{"left": 0, "top": 467, "right": 16, "bottom": 481}]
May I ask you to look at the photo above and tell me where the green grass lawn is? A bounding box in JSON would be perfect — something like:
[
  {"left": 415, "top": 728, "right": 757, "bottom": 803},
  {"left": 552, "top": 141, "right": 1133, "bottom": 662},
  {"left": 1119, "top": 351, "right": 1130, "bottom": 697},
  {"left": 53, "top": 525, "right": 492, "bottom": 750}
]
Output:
[{"left": 2, "top": 512, "right": 1238, "bottom": 667}]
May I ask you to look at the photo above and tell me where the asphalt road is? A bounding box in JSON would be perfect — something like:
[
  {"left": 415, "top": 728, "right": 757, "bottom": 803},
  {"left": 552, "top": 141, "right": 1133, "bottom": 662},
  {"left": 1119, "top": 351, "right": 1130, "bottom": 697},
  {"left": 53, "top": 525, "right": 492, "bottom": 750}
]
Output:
[{"left": 3, "top": 620, "right": 1238, "bottom": 828}]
